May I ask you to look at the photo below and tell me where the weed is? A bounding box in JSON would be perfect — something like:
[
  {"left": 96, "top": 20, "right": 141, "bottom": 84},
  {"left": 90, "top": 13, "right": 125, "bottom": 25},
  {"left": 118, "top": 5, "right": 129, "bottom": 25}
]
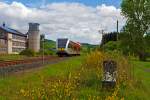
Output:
[{"left": 20, "top": 51, "right": 133, "bottom": 100}]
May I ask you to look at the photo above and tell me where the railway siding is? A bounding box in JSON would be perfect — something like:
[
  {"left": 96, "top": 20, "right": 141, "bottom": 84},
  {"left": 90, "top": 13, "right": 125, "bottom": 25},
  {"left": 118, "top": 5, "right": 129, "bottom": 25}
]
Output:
[{"left": 0, "top": 56, "right": 67, "bottom": 76}]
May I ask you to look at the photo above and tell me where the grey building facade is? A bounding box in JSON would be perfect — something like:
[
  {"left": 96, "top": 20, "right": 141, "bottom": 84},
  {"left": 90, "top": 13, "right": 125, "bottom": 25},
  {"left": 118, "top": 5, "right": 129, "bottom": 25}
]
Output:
[{"left": 0, "top": 23, "right": 40, "bottom": 54}]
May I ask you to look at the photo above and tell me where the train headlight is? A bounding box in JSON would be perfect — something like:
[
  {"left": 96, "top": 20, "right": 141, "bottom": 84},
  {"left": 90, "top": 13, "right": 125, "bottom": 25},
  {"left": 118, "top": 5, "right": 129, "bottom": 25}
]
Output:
[
  {"left": 58, "top": 48, "right": 61, "bottom": 51},
  {"left": 58, "top": 48, "right": 64, "bottom": 51}
]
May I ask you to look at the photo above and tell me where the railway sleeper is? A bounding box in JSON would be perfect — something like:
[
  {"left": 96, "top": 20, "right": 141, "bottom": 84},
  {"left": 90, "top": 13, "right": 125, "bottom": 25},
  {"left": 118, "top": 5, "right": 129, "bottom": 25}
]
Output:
[{"left": 0, "top": 58, "right": 63, "bottom": 76}]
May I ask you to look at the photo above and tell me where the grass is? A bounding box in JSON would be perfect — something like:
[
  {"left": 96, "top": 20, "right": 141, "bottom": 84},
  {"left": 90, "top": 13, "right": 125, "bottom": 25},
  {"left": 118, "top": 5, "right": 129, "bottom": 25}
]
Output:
[
  {"left": 0, "top": 54, "right": 26, "bottom": 61},
  {"left": 0, "top": 56, "right": 84, "bottom": 99},
  {"left": 125, "top": 60, "right": 150, "bottom": 100},
  {"left": 112, "top": 59, "right": 150, "bottom": 100},
  {"left": 0, "top": 55, "right": 149, "bottom": 99}
]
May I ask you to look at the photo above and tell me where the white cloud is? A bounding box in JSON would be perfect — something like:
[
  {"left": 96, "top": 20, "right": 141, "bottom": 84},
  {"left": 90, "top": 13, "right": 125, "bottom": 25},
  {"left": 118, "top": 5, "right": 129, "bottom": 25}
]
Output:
[{"left": 0, "top": 1, "right": 125, "bottom": 44}]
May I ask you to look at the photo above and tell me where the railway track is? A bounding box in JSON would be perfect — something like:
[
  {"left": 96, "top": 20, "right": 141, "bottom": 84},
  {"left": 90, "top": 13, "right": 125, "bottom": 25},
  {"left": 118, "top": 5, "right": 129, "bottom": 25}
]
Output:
[{"left": 0, "top": 56, "right": 68, "bottom": 76}]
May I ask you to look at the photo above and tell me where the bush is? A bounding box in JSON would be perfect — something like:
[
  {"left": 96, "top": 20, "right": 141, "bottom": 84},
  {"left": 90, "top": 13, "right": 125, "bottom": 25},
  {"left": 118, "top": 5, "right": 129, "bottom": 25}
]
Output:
[
  {"left": 82, "top": 50, "right": 132, "bottom": 85},
  {"left": 80, "top": 51, "right": 132, "bottom": 99},
  {"left": 102, "top": 41, "right": 120, "bottom": 52},
  {"left": 20, "top": 73, "right": 80, "bottom": 99},
  {"left": 20, "top": 51, "right": 132, "bottom": 99},
  {"left": 138, "top": 52, "right": 147, "bottom": 61},
  {"left": 19, "top": 49, "right": 36, "bottom": 57},
  {"left": 38, "top": 49, "right": 55, "bottom": 55}
]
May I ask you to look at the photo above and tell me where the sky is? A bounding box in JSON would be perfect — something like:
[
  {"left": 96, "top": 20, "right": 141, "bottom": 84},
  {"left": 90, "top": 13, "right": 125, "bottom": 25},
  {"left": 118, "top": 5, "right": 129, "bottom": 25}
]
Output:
[
  {"left": 3, "top": 0, "right": 122, "bottom": 8},
  {"left": 0, "top": 0, "right": 125, "bottom": 44}
]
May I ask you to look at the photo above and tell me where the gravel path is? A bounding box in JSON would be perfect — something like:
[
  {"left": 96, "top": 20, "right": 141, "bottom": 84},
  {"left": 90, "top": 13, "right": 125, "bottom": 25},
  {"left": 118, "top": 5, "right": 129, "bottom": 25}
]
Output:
[{"left": 0, "top": 57, "right": 69, "bottom": 76}]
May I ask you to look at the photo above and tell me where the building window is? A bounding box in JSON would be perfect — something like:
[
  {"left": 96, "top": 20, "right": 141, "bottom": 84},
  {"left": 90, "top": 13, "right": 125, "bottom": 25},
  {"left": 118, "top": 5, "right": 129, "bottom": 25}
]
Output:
[
  {"left": 12, "top": 34, "right": 26, "bottom": 41},
  {"left": 12, "top": 48, "right": 25, "bottom": 53},
  {"left": 0, "top": 48, "right": 7, "bottom": 52},
  {"left": 12, "top": 41, "right": 26, "bottom": 47},
  {"left": 0, "top": 39, "right": 7, "bottom": 46},
  {"left": 0, "top": 32, "right": 7, "bottom": 39}
]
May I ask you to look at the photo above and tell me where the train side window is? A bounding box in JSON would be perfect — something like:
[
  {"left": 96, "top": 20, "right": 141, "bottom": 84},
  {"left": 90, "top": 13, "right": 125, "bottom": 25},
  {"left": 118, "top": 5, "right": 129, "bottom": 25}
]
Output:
[{"left": 68, "top": 43, "right": 72, "bottom": 48}]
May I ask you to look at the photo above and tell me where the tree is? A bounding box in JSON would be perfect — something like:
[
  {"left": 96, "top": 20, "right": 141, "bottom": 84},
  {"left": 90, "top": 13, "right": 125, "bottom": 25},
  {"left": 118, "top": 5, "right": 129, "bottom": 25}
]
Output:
[
  {"left": 144, "top": 34, "right": 150, "bottom": 52},
  {"left": 102, "top": 41, "right": 118, "bottom": 52},
  {"left": 121, "top": 0, "right": 150, "bottom": 61},
  {"left": 101, "top": 32, "right": 117, "bottom": 46}
]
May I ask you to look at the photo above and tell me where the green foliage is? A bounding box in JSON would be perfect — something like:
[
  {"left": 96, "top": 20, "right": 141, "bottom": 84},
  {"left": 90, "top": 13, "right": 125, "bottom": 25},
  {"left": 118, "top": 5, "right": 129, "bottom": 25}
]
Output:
[
  {"left": 40, "top": 39, "right": 56, "bottom": 55},
  {"left": 121, "top": 0, "right": 150, "bottom": 61},
  {"left": 0, "top": 57, "right": 83, "bottom": 99},
  {"left": 18, "top": 51, "right": 131, "bottom": 99},
  {"left": 0, "top": 54, "right": 149, "bottom": 99},
  {"left": 102, "top": 41, "right": 119, "bottom": 52},
  {"left": 101, "top": 32, "right": 117, "bottom": 45},
  {"left": 19, "top": 49, "right": 36, "bottom": 57},
  {"left": 41, "top": 39, "right": 56, "bottom": 49},
  {"left": 145, "top": 34, "right": 150, "bottom": 53},
  {"left": 81, "top": 43, "right": 97, "bottom": 53},
  {"left": 119, "top": 32, "right": 134, "bottom": 55},
  {"left": 38, "top": 49, "right": 54, "bottom": 55}
]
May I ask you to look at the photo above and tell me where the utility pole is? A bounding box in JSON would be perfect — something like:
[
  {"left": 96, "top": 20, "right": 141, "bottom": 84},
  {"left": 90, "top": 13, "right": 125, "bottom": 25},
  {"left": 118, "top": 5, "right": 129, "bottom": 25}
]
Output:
[
  {"left": 117, "top": 20, "right": 119, "bottom": 41},
  {"left": 117, "top": 20, "right": 119, "bottom": 33},
  {"left": 101, "top": 29, "right": 104, "bottom": 45},
  {"left": 98, "top": 29, "right": 105, "bottom": 46}
]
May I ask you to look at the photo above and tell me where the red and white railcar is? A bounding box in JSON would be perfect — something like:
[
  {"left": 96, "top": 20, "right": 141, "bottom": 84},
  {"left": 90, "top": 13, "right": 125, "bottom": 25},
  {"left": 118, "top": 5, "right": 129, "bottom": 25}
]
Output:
[{"left": 56, "top": 38, "right": 81, "bottom": 56}]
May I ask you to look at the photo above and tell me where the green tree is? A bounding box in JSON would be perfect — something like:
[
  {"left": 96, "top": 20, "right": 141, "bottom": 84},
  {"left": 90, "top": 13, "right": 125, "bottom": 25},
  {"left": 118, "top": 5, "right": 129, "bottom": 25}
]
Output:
[
  {"left": 121, "top": 0, "right": 150, "bottom": 61},
  {"left": 102, "top": 41, "right": 118, "bottom": 52},
  {"left": 144, "top": 34, "right": 150, "bottom": 52}
]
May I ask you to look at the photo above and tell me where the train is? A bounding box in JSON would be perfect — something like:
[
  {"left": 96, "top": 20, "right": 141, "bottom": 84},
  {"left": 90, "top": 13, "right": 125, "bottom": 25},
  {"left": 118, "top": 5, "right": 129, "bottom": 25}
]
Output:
[{"left": 56, "top": 38, "right": 81, "bottom": 56}]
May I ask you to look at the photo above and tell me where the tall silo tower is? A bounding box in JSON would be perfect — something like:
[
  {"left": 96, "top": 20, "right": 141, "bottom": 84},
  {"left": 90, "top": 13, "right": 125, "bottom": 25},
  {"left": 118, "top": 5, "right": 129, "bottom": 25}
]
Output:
[{"left": 28, "top": 23, "right": 40, "bottom": 52}]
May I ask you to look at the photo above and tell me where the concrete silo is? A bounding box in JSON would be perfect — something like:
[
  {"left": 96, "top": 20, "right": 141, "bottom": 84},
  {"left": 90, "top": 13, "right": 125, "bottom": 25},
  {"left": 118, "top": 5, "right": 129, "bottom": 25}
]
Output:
[{"left": 28, "top": 23, "right": 40, "bottom": 52}]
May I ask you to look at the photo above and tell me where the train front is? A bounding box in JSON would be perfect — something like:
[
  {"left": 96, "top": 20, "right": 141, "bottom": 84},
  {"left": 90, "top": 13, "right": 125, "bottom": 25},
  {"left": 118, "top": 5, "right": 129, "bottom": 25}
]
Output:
[{"left": 56, "top": 38, "right": 68, "bottom": 56}]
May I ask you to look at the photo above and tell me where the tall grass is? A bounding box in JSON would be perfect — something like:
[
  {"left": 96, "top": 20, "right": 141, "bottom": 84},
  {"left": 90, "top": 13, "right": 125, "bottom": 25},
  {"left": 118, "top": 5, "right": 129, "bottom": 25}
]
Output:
[
  {"left": 20, "top": 51, "right": 132, "bottom": 99},
  {"left": 83, "top": 51, "right": 132, "bottom": 85}
]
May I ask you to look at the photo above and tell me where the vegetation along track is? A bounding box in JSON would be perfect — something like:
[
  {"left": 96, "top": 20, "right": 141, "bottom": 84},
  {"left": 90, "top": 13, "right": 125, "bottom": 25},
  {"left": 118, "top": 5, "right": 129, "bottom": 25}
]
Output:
[{"left": 0, "top": 56, "right": 69, "bottom": 76}]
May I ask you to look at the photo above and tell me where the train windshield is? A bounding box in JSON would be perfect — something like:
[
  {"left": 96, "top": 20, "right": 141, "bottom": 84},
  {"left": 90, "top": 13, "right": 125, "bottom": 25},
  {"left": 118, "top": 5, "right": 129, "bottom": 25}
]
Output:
[{"left": 57, "top": 39, "right": 68, "bottom": 48}]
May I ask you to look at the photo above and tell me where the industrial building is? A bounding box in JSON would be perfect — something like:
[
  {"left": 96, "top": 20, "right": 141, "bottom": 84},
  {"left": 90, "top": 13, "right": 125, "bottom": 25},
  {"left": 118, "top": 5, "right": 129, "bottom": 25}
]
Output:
[
  {"left": 28, "top": 23, "right": 40, "bottom": 52},
  {"left": 0, "top": 23, "right": 40, "bottom": 54}
]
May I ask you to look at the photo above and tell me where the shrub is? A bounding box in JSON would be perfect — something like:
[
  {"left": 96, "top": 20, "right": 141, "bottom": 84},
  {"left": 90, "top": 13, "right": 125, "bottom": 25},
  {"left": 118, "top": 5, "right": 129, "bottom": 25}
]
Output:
[
  {"left": 82, "top": 51, "right": 132, "bottom": 99},
  {"left": 19, "top": 49, "right": 36, "bottom": 57},
  {"left": 138, "top": 52, "right": 147, "bottom": 61},
  {"left": 82, "top": 50, "right": 132, "bottom": 85},
  {"left": 102, "top": 41, "right": 118, "bottom": 52},
  {"left": 38, "top": 49, "right": 55, "bottom": 55},
  {"left": 20, "top": 51, "right": 132, "bottom": 99},
  {"left": 20, "top": 73, "right": 80, "bottom": 100}
]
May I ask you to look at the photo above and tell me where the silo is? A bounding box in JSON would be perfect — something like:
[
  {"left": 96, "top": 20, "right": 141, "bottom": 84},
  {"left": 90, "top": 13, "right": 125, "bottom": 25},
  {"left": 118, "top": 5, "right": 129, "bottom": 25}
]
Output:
[{"left": 28, "top": 23, "right": 40, "bottom": 52}]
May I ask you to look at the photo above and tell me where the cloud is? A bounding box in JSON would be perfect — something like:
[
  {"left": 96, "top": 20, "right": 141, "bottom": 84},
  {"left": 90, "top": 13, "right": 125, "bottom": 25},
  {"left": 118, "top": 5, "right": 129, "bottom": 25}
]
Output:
[{"left": 0, "top": 1, "right": 125, "bottom": 44}]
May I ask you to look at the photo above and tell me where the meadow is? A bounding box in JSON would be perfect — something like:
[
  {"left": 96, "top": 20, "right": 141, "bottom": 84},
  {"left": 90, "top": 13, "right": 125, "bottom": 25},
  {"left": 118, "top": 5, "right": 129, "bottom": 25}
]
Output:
[
  {"left": 0, "top": 52, "right": 149, "bottom": 100},
  {"left": 0, "top": 56, "right": 84, "bottom": 99}
]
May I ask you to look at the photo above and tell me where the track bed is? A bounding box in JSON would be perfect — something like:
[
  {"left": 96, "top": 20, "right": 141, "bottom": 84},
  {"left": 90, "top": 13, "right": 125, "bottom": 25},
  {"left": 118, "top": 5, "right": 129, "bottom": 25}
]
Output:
[{"left": 0, "top": 56, "right": 67, "bottom": 76}]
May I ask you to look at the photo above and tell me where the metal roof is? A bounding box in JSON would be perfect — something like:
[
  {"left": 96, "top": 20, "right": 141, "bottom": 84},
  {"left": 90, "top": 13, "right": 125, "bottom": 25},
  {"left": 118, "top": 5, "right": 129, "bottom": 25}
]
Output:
[{"left": 0, "top": 25, "right": 27, "bottom": 37}]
